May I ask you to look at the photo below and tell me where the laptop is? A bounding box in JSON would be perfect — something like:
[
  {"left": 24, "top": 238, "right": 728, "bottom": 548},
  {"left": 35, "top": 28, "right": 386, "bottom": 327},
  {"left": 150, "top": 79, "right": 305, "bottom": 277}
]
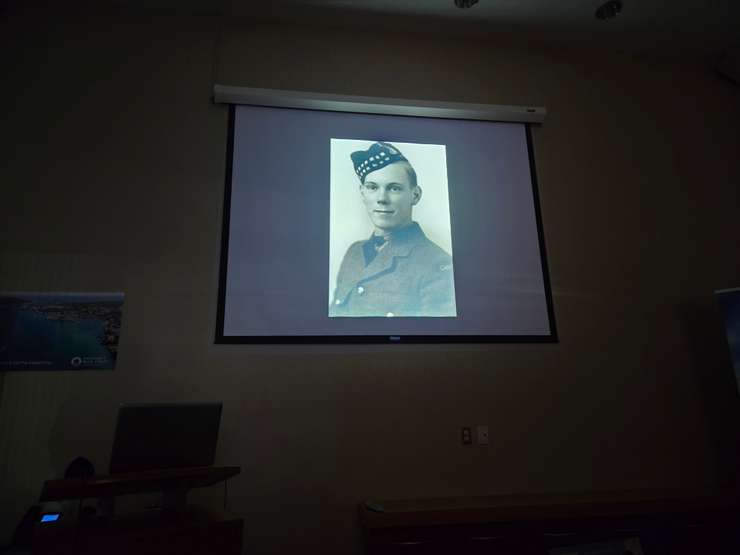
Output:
[{"left": 109, "top": 402, "right": 222, "bottom": 474}]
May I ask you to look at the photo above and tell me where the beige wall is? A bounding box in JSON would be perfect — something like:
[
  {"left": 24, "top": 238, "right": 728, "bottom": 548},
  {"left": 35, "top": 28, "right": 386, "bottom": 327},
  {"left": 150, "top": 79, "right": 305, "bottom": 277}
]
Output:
[{"left": 1, "top": 16, "right": 740, "bottom": 554}]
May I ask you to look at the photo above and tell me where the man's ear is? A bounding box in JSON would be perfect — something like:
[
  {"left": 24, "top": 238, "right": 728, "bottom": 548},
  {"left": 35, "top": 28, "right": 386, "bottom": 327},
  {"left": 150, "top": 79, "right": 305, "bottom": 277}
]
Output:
[{"left": 412, "top": 186, "right": 423, "bottom": 205}]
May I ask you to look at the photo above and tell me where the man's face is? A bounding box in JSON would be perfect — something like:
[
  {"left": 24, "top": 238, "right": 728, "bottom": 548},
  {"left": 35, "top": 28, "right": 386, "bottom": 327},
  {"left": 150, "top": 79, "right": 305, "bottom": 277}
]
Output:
[{"left": 360, "top": 162, "right": 421, "bottom": 234}]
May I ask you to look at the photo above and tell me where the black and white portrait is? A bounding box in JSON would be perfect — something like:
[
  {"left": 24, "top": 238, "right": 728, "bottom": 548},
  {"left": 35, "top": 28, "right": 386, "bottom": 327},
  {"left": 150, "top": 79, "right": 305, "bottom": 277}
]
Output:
[{"left": 329, "top": 139, "right": 457, "bottom": 318}]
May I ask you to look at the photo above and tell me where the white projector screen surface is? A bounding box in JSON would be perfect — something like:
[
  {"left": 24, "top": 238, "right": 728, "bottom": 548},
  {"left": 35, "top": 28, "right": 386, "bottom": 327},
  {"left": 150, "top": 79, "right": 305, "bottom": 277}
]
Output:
[{"left": 218, "top": 104, "right": 555, "bottom": 342}]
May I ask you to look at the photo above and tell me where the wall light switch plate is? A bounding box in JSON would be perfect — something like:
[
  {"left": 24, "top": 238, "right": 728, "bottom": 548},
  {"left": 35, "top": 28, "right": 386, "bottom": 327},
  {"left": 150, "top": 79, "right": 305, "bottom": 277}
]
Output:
[{"left": 476, "top": 425, "right": 489, "bottom": 445}]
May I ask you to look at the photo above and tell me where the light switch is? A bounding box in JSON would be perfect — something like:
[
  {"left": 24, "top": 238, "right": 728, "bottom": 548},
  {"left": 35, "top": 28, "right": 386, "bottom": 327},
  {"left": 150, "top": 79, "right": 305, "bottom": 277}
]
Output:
[{"left": 461, "top": 427, "right": 472, "bottom": 445}]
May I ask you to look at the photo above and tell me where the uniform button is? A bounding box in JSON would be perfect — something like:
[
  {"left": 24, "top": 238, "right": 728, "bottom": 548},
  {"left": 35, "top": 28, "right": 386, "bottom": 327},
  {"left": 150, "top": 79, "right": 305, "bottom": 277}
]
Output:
[
  {"left": 357, "top": 286, "right": 365, "bottom": 295},
  {"left": 335, "top": 299, "right": 342, "bottom": 305},
  {"left": 386, "top": 312, "right": 395, "bottom": 317}
]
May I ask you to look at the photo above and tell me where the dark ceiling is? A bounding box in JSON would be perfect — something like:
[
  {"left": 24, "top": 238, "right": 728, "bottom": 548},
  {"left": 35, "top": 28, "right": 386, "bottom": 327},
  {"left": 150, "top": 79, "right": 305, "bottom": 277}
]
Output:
[{"left": 3, "top": 0, "right": 739, "bottom": 54}]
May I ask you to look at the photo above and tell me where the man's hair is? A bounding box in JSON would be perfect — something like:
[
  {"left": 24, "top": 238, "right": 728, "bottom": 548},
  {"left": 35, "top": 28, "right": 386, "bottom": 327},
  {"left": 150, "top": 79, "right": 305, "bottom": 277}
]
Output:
[{"left": 397, "top": 161, "right": 418, "bottom": 189}]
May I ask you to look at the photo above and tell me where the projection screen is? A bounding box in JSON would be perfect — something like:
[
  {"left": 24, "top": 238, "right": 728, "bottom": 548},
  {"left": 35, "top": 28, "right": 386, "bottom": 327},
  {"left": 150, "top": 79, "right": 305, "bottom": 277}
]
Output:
[{"left": 215, "top": 89, "right": 556, "bottom": 343}]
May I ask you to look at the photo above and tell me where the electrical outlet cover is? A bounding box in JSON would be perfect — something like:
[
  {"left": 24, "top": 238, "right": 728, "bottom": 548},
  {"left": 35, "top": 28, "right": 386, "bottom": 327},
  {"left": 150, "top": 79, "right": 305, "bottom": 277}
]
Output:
[{"left": 476, "top": 425, "right": 489, "bottom": 445}]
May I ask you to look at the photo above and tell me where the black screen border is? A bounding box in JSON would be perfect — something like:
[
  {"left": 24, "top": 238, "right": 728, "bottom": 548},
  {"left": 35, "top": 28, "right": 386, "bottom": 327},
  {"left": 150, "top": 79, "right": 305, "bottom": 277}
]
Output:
[{"left": 215, "top": 104, "right": 558, "bottom": 344}]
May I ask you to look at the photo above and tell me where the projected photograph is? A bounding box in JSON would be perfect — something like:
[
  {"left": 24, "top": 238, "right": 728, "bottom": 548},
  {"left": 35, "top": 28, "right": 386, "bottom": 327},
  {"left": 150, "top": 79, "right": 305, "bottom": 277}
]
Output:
[{"left": 329, "top": 139, "right": 456, "bottom": 318}]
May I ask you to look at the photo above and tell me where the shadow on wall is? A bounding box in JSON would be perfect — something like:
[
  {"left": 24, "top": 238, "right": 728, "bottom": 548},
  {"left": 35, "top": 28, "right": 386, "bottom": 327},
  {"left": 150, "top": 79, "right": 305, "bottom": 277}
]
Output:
[{"left": 48, "top": 399, "right": 118, "bottom": 479}]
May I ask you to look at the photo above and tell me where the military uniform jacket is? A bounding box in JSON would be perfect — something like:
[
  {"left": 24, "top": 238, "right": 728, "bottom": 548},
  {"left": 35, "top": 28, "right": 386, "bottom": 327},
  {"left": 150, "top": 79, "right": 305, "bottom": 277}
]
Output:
[{"left": 330, "top": 223, "right": 456, "bottom": 317}]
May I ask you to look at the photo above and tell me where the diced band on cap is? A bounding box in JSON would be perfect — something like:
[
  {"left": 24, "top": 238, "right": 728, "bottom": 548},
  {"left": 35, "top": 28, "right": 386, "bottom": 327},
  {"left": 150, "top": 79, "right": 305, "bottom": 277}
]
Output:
[{"left": 350, "top": 141, "right": 409, "bottom": 182}]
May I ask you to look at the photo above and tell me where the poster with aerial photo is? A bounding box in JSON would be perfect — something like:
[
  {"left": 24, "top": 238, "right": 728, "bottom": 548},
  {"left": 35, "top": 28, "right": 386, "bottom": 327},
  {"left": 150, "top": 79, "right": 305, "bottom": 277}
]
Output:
[{"left": 0, "top": 292, "right": 124, "bottom": 371}]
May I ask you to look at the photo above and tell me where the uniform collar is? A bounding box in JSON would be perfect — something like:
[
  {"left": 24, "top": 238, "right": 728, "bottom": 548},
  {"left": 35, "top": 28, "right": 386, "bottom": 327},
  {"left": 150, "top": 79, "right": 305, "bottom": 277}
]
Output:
[
  {"left": 371, "top": 222, "right": 423, "bottom": 247},
  {"left": 363, "top": 222, "right": 422, "bottom": 265}
]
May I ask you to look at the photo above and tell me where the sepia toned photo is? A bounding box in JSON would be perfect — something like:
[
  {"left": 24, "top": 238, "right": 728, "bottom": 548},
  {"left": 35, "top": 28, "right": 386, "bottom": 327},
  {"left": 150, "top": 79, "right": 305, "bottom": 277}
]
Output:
[{"left": 329, "top": 139, "right": 457, "bottom": 318}]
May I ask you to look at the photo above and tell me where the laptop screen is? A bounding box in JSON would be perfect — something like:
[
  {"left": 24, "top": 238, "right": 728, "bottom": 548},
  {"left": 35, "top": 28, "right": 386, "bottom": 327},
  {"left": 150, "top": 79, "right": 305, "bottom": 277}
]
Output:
[{"left": 109, "top": 402, "right": 222, "bottom": 474}]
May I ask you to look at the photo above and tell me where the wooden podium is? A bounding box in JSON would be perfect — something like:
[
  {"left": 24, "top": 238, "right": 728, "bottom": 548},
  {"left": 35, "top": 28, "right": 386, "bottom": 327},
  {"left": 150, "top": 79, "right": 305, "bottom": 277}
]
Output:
[{"left": 33, "top": 466, "right": 242, "bottom": 555}]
